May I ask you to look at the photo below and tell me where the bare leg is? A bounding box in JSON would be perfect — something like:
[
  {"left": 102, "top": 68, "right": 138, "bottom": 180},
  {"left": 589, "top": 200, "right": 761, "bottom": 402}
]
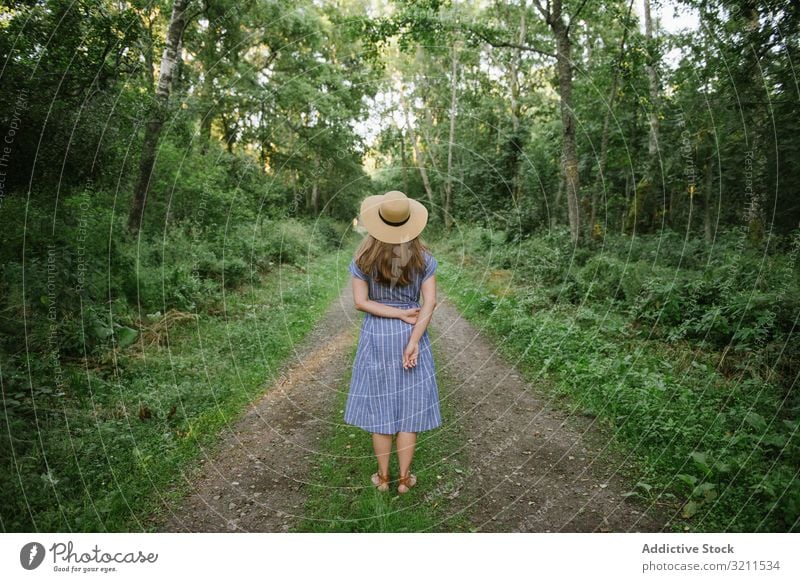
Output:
[
  {"left": 396, "top": 431, "right": 417, "bottom": 493},
  {"left": 371, "top": 433, "right": 392, "bottom": 490}
]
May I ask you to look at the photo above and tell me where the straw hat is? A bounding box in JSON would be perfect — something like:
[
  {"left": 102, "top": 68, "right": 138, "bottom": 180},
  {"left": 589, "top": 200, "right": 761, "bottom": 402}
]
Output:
[{"left": 358, "top": 190, "right": 428, "bottom": 244}]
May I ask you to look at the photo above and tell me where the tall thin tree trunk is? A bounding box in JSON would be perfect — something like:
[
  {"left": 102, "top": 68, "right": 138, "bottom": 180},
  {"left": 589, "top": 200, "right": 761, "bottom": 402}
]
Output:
[
  {"left": 703, "top": 158, "right": 713, "bottom": 243},
  {"left": 643, "top": 0, "right": 661, "bottom": 228},
  {"left": 144, "top": 16, "right": 155, "bottom": 94},
  {"left": 259, "top": 99, "right": 267, "bottom": 168},
  {"left": 128, "top": 0, "right": 192, "bottom": 234},
  {"left": 200, "top": 71, "right": 215, "bottom": 153},
  {"left": 413, "top": 46, "right": 442, "bottom": 182},
  {"left": 509, "top": 9, "right": 526, "bottom": 206},
  {"left": 401, "top": 91, "right": 435, "bottom": 209},
  {"left": 590, "top": 0, "right": 634, "bottom": 237},
  {"left": 553, "top": 16, "right": 581, "bottom": 245},
  {"left": 170, "top": 35, "right": 183, "bottom": 94},
  {"left": 622, "top": 172, "right": 630, "bottom": 234},
  {"left": 443, "top": 41, "right": 459, "bottom": 230},
  {"left": 643, "top": 0, "right": 660, "bottom": 160},
  {"left": 400, "top": 130, "right": 408, "bottom": 194},
  {"left": 311, "top": 180, "right": 319, "bottom": 215},
  {"left": 419, "top": 106, "right": 441, "bottom": 176},
  {"left": 551, "top": 173, "right": 565, "bottom": 230}
]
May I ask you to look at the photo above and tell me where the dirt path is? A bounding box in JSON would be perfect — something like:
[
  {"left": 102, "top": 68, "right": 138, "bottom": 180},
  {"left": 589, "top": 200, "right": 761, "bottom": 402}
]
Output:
[
  {"left": 147, "top": 280, "right": 673, "bottom": 532},
  {"left": 429, "top": 296, "right": 673, "bottom": 532},
  {"left": 148, "top": 282, "right": 360, "bottom": 532}
]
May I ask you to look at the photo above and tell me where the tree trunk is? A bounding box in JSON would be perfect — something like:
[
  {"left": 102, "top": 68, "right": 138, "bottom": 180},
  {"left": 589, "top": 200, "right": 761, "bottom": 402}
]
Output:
[
  {"left": 170, "top": 35, "right": 183, "bottom": 94},
  {"left": 420, "top": 105, "right": 441, "bottom": 176},
  {"left": 553, "top": 17, "right": 581, "bottom": 245},
  {"left": 509, "top": 9, "right": 526, "bottom": 206},
  {"left": 643, "top": 0, "right": 661, "bottom": 226},
  {"left": 144, "top": 15, "right": 155, "bottom": 94},
  {"left": 622, "top": 172, "right": 630, "bottom": 234},
  {"left": 311, "top": 180, "right": 319, "bottom": 215},
  {"left": 590, "top": 0, "right": 634, "bottom": 237},
  {"left": 551, "top": 173, "right": 565, "bottom": 230},
  {"left": 260, "top": 100, "right": 267, "bottom": 168},
  {"left": 413, "top": 46, "right": 442, "bottom": 182},
  {"left": 643, "top": 0, "right": 660, "bottom": 160},
  {"left": 200, "top": 70, "right": 215, "bottom": 153},
  {"left": 401, "top": 90, "right": 436, "bottom": 209},
  {"left": 443, "top": 41, "right": 459, "bottom": 230},
  {"left": 128, "top": 0, "right": 192, "bottom": 235},
  {"left": 703, "top": 158, "right": 713, "bottom": 243},
  {"left": 400, "top": 130, "right": 408, "bottom": 194},
  {"left": 290, "top": 170, "right": 298, "bottom": 216}
]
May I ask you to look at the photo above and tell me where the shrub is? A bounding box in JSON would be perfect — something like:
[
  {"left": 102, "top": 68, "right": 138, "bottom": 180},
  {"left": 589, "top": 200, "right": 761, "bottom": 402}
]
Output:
[
  {"left": 507, "top": 236, "right": 567, "bottom": 287},
  {"left": 257, "top": 218, "right": 326, "bottom": 266},
  {"left": 313, "top": 216, "right": 348, "bottom": 249},
  {"left": 574, "top": 254, "right": 629, "bottom": 302}
]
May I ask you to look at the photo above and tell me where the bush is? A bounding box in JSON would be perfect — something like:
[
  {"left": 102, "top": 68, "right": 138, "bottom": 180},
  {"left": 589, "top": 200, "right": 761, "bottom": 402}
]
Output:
[
  {"left": 574, "top": 254, "right": 629, "bottom": 302},
  {"left": 312, "top": 216, "right": 348, "bottom": 248},
  {"left": 506, "top": 236, "right": 567, "bottom": 287},
  {"left": 256, "top": 218, "right": 326, "bottom": 266}
]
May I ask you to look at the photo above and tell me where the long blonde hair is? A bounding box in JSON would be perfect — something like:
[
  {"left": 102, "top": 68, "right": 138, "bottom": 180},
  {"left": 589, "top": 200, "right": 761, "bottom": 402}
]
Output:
[{"left": 354, "top": 234, "right": 428, "bottom": 287}]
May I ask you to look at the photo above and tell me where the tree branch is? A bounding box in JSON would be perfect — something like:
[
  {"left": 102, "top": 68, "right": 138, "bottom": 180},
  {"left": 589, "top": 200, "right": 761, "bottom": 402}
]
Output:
[
  {"left": 184, "top": 8, "right": 203, "bottom": 28},
  {"left": 466, "top": 25, "right": 555, "bottom": 58},
  {"left": 531, "top": 0, "right": 550, "bottom": 23},
  {"left": 568, "top": 0, "right": 592, "bottom": 33}
]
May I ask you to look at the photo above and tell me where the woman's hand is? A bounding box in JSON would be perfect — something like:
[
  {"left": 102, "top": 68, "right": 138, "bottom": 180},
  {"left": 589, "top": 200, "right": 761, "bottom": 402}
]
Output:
[
  {"left": 403, "top": 339, "right": 419, "bottom": 369},
  {"left": 399, "top": 307, "right": 420, "bottom": 325}
]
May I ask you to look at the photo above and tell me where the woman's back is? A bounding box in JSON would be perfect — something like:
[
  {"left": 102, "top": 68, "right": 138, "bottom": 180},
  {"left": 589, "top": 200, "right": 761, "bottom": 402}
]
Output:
[
  {"left": 345, "top": 191, "right": 441, "bottom": 484},
  {"left": 349, "top": 250, "right": 437, "bottom": 308}
]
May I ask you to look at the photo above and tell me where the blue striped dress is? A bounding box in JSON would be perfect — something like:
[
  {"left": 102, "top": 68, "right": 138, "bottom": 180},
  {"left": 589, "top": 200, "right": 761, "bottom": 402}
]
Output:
[{"left": 344, "top": 250, "right": 442, "bottom": 435}]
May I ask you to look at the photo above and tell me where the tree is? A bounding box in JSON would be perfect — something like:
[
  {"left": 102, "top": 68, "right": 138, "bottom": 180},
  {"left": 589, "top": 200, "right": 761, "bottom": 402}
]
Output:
[
  {"left": 466, "top": 0, "right": 590, "bottom": 244},
  {"left": 539, "top": 0, "right": 585, "bottom": 245},
  {"left": 589, "top": 0, "right": 635, "bottom": 238},
  {"left": 400, "top": 85, "right": 436, "bottom": 210},
  {"left": 443, "top": 39, "right": 460, "bottom": 230},
  {"left": 641, "top": 0, "right": 663, "bottom": 231},
  {"left": 128, "top": 0, "right": 193, "bottom": 235}
]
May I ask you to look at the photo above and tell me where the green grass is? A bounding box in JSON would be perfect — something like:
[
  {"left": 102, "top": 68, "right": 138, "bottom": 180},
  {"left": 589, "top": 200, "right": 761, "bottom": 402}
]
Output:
[
  {"left": 1, "top": 239, "right": 357, "bottom": 532},
  {"left": 428, "top": 242, "right": 800, "bottom": 533},
  {"left": 295, "top": 326, "right": 474, "bottom": 532}
]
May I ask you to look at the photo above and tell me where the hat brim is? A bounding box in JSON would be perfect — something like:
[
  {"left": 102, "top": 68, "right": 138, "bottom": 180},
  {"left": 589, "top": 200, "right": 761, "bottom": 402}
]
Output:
[{"left": 359, "top": 195, "right": 428, "bottom": 244}]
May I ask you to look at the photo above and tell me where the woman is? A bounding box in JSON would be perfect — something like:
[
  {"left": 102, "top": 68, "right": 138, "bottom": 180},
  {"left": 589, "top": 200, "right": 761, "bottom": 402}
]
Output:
[{"left": 345, "top": 190, "right": 441, "bottom": 494}]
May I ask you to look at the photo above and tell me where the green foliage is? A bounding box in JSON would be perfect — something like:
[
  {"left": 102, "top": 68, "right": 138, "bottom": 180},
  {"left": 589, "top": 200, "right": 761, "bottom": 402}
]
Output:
[
  {"left": 1, "top": 0, "right": 377, "bottom": 532},
  {"left": 1, "top": 207, "right": 343, "bottom": 360},
  {"left": 434, "top": 243, "right": 800, "bottom": 532},
  {"left": 440, "top": 226, "right": 800, "bottom": 381},
  {"left": 574, "top": 254, "right": 646, "bottom": 302},
  {"left": 2, "top": 0, "right": 800, "bottom": 535},
  {"left": 0, "top": 244, "right": 354, "bottom": 532}
]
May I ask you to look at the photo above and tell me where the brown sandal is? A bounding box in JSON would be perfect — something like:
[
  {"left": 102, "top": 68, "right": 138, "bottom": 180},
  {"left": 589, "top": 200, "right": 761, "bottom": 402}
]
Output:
[
  {"left": 372, "top": 471, "right": 390, "bottom": 492},
  {"left": 397, "top": 472, "right": 417, "bottom": 494}
]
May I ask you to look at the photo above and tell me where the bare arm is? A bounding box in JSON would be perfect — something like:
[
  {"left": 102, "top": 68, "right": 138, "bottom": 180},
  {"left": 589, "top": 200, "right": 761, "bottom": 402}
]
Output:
[
  {"left": 352, "top": 277, "right": 419, "bottom": 323},
  {"left": 403, "top": 275, "right": 437, "bottom": 369},
  {"left": 409, "top": 275, "right": 436, "bottom": 343}
]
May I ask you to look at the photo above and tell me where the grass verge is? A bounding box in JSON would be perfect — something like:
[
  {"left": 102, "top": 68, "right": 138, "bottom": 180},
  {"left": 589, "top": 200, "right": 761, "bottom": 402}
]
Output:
[
  {"left": 428, "top": 243, "right": 799, "bottom": 533},
  {"left": 1, "top": 239, "right": 356, "bottom": 532}
]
